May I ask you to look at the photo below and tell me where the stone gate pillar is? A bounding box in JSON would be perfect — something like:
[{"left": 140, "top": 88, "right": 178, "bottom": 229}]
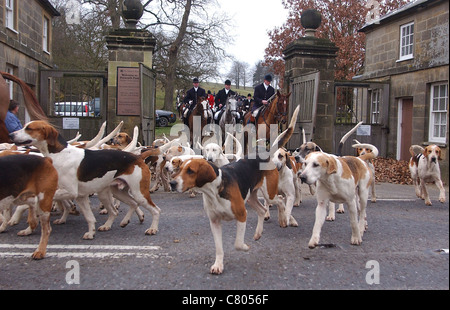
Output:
[
  {"left": 283, "top": 9, "right": 338, "bottom": 152},
  {"left": 105, "top": 0, "right": 156, "bottom": 136}
]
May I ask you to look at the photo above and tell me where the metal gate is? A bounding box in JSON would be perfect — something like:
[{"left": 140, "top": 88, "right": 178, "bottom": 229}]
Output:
[
  {"left": 140, "top": 64, "right": 156, "bottom": 145},
  {"left": 334, "top": 81, "right": 390, "bottom": 156},
  {"left": 286, "top": 71, "right": 320, "bottom": 150},
  {"left": 39, "top": 70, "right": 107, "bottom": 141}
]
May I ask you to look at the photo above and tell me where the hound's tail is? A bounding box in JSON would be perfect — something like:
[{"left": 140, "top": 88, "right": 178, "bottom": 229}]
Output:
[
  {"left": 409, "top": 145, "right": 424, "bottom": 157},
  {"left": 272, "top": 105, "right": 300, "bottom": 149},
  {"left": 352, "top": 143, "right": 379, "bottom": 161},
  {"left": 337, "top": 121, "right": 363, "bottom": 156},
  {"left": 1, "top": 71, "right": 48, "bottom": 122}
]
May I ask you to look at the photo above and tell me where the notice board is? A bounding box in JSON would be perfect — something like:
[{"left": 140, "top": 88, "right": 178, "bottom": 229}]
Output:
[{"left": 117, "top": 67, "right": 141, "bottom": 116}]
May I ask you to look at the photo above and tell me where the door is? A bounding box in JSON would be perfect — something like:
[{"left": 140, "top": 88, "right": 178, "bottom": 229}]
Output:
[
  {"left": 399, "top": 98, "right": 413, "bottom": 161},
  {"left": 140, "top": 64, "right": 156, "bottom": 145}
]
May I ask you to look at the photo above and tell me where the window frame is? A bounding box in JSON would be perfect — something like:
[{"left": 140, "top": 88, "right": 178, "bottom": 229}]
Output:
[
  {"left": 398, "top": 21, "right": 414, "bottom": 61},
  {"left": 428, "top": 82, "right": 448, "bottom": 144},
  {"left": 5, "top": 0, "right": 16, "bottom": 31},
  {"left": 43, "top": 15, "right": 50, "bottom": 53}
]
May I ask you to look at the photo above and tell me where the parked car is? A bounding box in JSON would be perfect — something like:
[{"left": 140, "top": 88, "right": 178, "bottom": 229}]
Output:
[
  {"left": 156, "top": 110, "right": 176, "bottom": 127},
  {"left": 54, "top": 102, "right": 94, "bottom": 117}
]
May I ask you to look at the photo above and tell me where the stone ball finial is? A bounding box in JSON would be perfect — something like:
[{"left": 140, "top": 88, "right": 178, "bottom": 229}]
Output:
[
  {"left": 122, "top": 0, "right": 144, "bottom": 29},
  {"left": 301, "top": 9, "right": 322, "bottom": 36}
]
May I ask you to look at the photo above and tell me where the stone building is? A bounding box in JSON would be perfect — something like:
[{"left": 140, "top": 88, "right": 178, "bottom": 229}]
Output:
[
  {"left": 0, "top": 0, "right": 59, "bottom": 123},
  {"left": 356, "top": 0, "right": 449, "bottom": 182}
]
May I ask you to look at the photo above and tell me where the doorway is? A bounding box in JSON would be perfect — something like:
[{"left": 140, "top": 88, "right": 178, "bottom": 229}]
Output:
[{"left": 398, "top": 98, "right": 413, "bottom": 161}]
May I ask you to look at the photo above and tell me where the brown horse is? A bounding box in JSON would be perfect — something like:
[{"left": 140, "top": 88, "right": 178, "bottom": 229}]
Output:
[
  {"left": 243, "top": 90, "right": 291, "bottom": 143},
  {"left": 188, "top": 96, "right": 209, "bottom": 145},
  {"left": 0, "top": 72, "right": 48, "bottom": 143}
]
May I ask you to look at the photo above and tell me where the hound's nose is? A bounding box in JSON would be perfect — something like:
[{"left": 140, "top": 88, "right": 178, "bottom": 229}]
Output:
[
  {"left": 431, "top": 157, "right": 437, "bottom": 163},
  {"left": 169, "top": 180, "right": 178, "bottom": 192},
  {"left": 300, "top": 175, "right": 307, "bottom": 184}
]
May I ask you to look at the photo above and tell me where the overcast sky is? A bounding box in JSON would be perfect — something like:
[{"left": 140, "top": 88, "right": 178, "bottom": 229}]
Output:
[{"left": 216, "top": 0, "right": 289, "bottom": 78}]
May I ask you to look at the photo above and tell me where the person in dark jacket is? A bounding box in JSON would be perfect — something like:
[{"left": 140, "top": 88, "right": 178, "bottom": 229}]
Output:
[
  {"left": 183, "top": 78, "right": 206, "bottom": 126},
  {"left": 252, "top": 74, "right": 275, "bottom": 114},
  {"left": 214, "top": 79, "right": 236, "bottom": 123}
]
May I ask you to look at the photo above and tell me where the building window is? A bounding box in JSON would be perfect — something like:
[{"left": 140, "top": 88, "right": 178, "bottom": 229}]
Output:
[
  {"left": 43, "top": 16, "right": 50, "bottom": 53},
  {"left": 399, "top": 22, "right": 414, "bottom": 61},
  {"left": 370, "top": 89, "right": 381, "bottom": 124},
  {"left": 5, "top": 65, "right": 14, "bottom": 100},
  {"left": 429, "top": 83, "right": 448, "bottom": 143},
  {"left": 5, "top": 0, "right": 16, "bottom": 30}
]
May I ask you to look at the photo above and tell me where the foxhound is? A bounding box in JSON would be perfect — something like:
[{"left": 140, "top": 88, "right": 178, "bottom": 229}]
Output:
[
  {"left": 170, "top": 157, "right": 283, "bottom": 275},
  {"left": 9, "top": 120, "right": 161, "bottom": 239},
  {"left": 271, "top": 148, "right": 302, "bottom": 227},
  {"left": 299, "top": 145, "right": 378, "bottom": 248},
  {"left": 353, "top": 140, "right": 377, "bottom": 203},
  {"left": 409, "top": 145, "right": 446, "bottom": 206},
  {"left": 169, "top": 106, "right": 299, "bottom": 274},
  {"left": 0, "top": 154, "right": 58, "bottom": 259}
]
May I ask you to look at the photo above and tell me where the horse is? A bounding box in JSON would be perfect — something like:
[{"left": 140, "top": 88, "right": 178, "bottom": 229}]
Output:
[
  {"left": 188, "top": 96, "right": 210, "bottom": 146},
  {"left": 219, "top": 96, "right": 238, "bottom": 136},
  {"left": 243, "top": 90, "right": 291, "bottom": 143},
  {"left": 1, "top": 72, "right": 48, "bottom": 143}
]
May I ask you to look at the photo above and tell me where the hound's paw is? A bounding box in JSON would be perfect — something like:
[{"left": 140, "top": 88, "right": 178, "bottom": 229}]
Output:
[
  {"left": 351, "top": 235, "right": 362, "bottom": 245},
  {"left": 308, "top": 237, "right": 319, "bottom": 249},
  {"left": 120, "top": 220, "right": 130, "bottom": 228},
  {"left": 210, "top": 263, "right": 224, "bottom": 275},
  {"left": 31, "top": 251, "right": 45, "bottom": 260},
  {"left": 98, "top": 225, "right": 111, "bottom": 232},
  {"left": 145, "top": 228, "right": 158, "bottom": 235},
  {"left": 82, "top": 232, "right": 95, "bottom": 240},
  {"left": 439, "top": 197, "right": 446, "bottom": 203},
  {"left": 289, "top": 216, "right": 299, "bottom": 227},
  {"left": 17, "top": 227, "right": 32, "bottom": 236},
  {"left": 235, "top": 243, "right": 249, "bottom": 251},
  {"left": 53, "top": 219, "right": 66, "bottom": 225},
  {"left": 326, "top": 215, "right": 335, "bottom": 221}
]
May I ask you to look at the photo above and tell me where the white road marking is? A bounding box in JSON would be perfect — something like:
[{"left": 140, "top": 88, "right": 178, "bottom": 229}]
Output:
[{"left": 0, "top": 244, "right": 167, "bottom": 259}]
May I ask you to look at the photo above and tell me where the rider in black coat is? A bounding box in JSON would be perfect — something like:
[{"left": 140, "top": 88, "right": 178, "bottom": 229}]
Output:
[{"left": 183, "top": 78, "right": 206, "bottom": 125}]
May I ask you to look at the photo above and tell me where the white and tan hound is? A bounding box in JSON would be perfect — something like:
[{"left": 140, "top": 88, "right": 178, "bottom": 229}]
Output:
[
  {"left": 299, "top": 145, "right": 378, "bottom": 248},
  {"left": 409, "top": 144, "right": 446, "bottom": 206}
]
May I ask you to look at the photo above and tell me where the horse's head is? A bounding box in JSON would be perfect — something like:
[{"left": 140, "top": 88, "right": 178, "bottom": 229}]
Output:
[
  {"left": 275, "top": 90, "right": 290, "bottom": 124},
  {"left": 198, "top": 96, "right": 209, "bottom": 119}
]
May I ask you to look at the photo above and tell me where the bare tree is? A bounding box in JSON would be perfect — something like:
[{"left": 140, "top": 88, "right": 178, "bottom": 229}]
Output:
[{"left": 148, "top": 0, "right": 231, "bottom": 111}]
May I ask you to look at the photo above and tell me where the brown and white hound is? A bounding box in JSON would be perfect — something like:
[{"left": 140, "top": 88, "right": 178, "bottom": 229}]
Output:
[
  {"left": 9, "top": 120, "right": 161, "bottom": 239},
  {"left": 0, "top": 154, "right": 58, "bottom": 259}
]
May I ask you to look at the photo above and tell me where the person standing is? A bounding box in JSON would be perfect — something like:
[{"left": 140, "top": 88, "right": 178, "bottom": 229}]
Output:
[
  {"left": 5, "top": 100, "right": 23, "bottom": 133},
  {"left": 183, "top": 78, "right": 206, "bottom": 126}
]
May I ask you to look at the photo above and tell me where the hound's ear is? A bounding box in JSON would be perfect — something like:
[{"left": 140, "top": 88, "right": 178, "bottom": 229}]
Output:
[
  {"left": 44, "top": 125, "right": 59, "bottom": 147},
  {"left": 437, "top": 147, "right": 442, "bottom": 160},
  {"left": 126, "top": 135, "right": 132, "bottom": 144},
  {"left": 196, "top": 162, "right": 217, "bottom": 188},
  {"left": 285, "top": 153, "right": 292, "bottom": 169},
  {"left": 177, "top": 146, "right": 183, "bottom": 153},
  {"left": 326, "top": 157, "right": 337, "bottom": 175}
]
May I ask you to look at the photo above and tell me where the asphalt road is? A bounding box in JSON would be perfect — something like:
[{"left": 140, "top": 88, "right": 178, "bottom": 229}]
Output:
[{"left": 0, "top": 183, "right": 448, "bottom": 292}]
